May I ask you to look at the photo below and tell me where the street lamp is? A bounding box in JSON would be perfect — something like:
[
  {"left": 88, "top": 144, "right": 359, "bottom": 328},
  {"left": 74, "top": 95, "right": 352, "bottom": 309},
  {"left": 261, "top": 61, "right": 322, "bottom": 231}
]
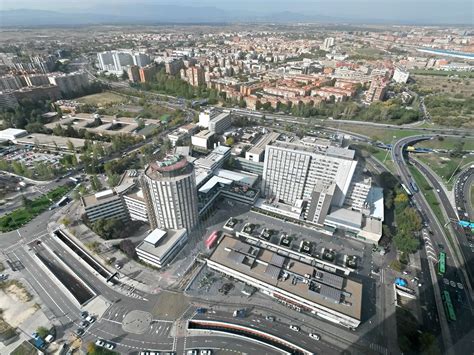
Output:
[{"left": 383, "top": 135, "right": 397, "bottom": 163}]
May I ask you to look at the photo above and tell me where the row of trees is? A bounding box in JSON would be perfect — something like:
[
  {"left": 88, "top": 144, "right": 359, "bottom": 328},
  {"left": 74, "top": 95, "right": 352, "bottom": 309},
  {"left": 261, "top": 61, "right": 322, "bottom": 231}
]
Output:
[
  {"left": 378, "top": 170, "right": 422, "bottom": 264},
  {"left": 134, "top": 69, "right": 221, "bottom": 103},
  {"left": 253, "top": 98, "right": 420, "bottom": 124},
  {"left": 0, "top": 158, "right": 63, "bottom": 180}
]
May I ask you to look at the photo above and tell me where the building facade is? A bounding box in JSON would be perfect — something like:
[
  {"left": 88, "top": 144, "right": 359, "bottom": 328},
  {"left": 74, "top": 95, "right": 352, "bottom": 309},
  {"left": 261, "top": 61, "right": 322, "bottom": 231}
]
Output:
[{"left": 141, "top": 155, "right": 199, "bottom": 232}]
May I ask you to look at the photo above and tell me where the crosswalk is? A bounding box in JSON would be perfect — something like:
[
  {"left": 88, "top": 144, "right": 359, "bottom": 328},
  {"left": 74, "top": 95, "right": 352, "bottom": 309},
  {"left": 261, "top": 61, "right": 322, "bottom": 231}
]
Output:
[{"left": 370, "top": 342, "right": 388, "bottom": 355}]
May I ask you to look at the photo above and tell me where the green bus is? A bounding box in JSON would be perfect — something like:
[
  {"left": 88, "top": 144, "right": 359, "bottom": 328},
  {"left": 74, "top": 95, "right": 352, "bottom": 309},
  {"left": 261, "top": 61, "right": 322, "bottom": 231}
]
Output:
[
  {"left": 441, "top": 290, "right": 456, "bottom": 322},
  {"left": 438, "top": 252, "right": 446, "bottom": 276}
]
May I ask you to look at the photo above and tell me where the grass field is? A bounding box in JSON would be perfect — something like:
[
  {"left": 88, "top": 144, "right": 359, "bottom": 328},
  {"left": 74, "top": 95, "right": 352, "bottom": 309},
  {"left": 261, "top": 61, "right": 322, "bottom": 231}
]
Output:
[
  {"left": 77, "top": 91, "right": 128, "bottom": 106},
  {"left": 329, "top": 123, "right": 423, "bottom": 143},
  {"left": 408, "top": 165, "right": 446, "bottom": 224},
  {"left": 411, "top": 74, "right": 474, "bottom": 96},
  {"left": 415, "top": 136, "right": 474, "bottom": 151},
  {"left": 416, "top": 153, "right": 474, "bottom": 189}
]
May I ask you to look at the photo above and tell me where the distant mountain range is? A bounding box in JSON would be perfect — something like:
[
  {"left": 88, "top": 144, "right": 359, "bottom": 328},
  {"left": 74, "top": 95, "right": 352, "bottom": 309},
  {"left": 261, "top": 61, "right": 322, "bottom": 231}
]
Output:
[
  {"left": 0, "top": 7, "right": 336, "bottom": 27},
  {"left": 0, "top": 5, "right": 469, "bottom": 27}
]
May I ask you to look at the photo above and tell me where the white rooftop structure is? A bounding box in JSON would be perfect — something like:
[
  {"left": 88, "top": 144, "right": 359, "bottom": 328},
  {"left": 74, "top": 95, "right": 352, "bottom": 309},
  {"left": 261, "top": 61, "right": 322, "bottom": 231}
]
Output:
[
  {"left": 199, "top": 176, "right": 233, "bottom": 194},
  {"left": 215, "top": 168, "right": 258, "bottom": 187},
  {"left": 95, "top": 189, "right": 115, "bottom": 200},
  {"left": 144, "top": 228, "right": 168, "bottom": 246},
  {"left": 0, "top": 128, "right": 28, "bottom": 141}
]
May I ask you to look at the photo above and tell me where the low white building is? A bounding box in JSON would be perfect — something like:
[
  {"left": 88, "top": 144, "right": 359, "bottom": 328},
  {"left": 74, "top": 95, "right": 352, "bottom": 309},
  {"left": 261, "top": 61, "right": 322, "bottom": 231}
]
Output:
[
  {"left": 191, "top": 129, "right": 215, "bottom": 150},
  {"left": 136, "top": 228, "right": 187, "bottom": 268},
  {"left": 0, "top": 128, "right": 28, "bottom": 142},
  {"left": 123, "top": 189, "right": 148, "bottom": 222},
  {"left": 393, "top": 66, "right": 410, "bottom": 84},
  {"left": 81, "top": 190, "right": 128, "bottom": 223}
]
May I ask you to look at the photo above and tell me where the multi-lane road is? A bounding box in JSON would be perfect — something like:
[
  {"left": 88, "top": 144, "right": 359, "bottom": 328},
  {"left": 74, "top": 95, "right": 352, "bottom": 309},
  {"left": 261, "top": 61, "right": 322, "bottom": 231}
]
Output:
[{"left": 392, "top": 135, "right": 474, "bottom": 354}]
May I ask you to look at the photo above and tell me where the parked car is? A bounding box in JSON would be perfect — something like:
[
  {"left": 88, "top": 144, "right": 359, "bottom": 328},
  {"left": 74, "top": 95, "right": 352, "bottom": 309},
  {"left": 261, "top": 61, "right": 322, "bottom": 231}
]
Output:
[
  {"left": 265, "top": 315, "right": 275, "bottom": 322},
  {"left": 85, "top": 315, "right": 95, "bottom": 324},
  {"left": 95, "top": 339, "right": 105, "bottom": 347},
  {"left": 309, "top": 333, "right": 321, "bottom": 340},
  {"left": 105, "top": 342, "right": 115, "bottom": 350}
]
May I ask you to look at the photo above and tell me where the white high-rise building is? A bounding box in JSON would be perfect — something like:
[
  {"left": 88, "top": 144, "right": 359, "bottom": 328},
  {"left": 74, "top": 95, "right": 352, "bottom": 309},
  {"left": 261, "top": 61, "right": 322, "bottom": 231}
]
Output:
[
  {"left": 48, "top": 71, "right": 89, "bottom": 95},
  {"left": 97, "top": 50, "right": 151, "bottom": 75},
  {"left": 141, "top": 155, "right": 199, "bottom": 232},
  {"left": 262, "top": 141, "right": 358, "bottom": 209},
  {"left": 323, "top": 37, "right": 335, "bottom": 51},
  {"left": 0, "top": 75, "right": 23, "bottom": 91},
  {"left": 132, "top": 52, "right": 151, "bottom": 67},
  {"left": 392, "top": 66, "right": 410, "bottom": 84}
]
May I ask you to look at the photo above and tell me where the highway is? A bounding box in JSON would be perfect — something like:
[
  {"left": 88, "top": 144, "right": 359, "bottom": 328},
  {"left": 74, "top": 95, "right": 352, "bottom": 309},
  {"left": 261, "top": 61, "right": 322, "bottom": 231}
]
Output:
[
  {"left": 454, "top": 166, "right": 474, "bottom": 221},
  {"left": 392, "top": 135, "right": 474, "bottom": 354},
  {"left": 410, "top": 158, "right": 474, "bottom": 290},
  {"left": 229, "top": 107, "right": 471, "bottom": 136}
]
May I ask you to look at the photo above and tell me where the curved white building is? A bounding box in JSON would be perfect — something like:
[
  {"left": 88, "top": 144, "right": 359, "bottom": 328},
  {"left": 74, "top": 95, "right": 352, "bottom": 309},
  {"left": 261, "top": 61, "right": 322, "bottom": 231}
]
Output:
[{"left": 141, "top": 155, "right": 199, "bottom": 232}]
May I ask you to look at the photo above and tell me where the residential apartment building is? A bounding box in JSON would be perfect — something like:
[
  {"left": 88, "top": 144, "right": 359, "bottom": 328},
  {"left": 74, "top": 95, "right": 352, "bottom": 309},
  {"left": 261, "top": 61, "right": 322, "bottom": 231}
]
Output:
[
  {"left": 128, "top": 65, "right": 141, "bottom": 83},
  {"left": 48, "top": 71, "right": 89, "bottom": 95},
  {"left": 186, "top": 66, "right": 205, "bottom": 87},
  {"left": 365, "top": 80, "right": 387, "bottom": 103},
  {"left": 0, "top": 75, "right": 23, "bottom": 91},
  {"left": 139, "top": 65, "right": 157, "bottom": 83},
  {"left": 97, "top": 50, "right": 151, "bottom": 75}
]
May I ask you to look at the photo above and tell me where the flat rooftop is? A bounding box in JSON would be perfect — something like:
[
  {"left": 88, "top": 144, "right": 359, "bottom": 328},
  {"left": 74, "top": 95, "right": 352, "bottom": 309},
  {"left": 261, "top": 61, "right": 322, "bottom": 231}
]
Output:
[
  {"left": 271, "top": 141, "right": 354, "bottom": 160},
  {"left": 209, "top": 235, "right": 362, "bottom": 320},
  {"left": 247, "top": 132, "right": 280, "bottom": 156},
  {"left": 137, "top": 228, "right": 187, "bottom": 259},
  {"left": 82, "top": 190, "right": 121, "bottom": 208}
]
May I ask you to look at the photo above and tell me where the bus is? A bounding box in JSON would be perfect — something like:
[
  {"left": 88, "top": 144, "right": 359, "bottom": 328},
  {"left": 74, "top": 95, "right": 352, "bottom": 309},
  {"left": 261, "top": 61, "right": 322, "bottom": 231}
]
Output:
[
  {"left": 205, "top": 231, "right": 220, "bottom": 249},
  {"left": 401, "top": 183, "right": 412, "bottom": 196},
  {"left": 438, "top": 251, "right": 446, "bottom": 276},
  {"left": 441, "top": 290, "right": 456, "bottom": 322}
]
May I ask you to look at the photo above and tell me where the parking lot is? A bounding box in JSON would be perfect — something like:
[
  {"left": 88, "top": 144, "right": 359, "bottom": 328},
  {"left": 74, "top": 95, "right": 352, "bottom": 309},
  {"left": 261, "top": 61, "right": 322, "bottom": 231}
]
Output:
[{"left": 1, "top": 146, "right": 66, "bottom": 168}]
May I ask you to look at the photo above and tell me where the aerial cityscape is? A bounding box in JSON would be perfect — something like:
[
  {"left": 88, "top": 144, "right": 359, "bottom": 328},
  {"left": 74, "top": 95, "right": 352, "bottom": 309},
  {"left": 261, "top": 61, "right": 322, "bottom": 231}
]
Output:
[{"left": 0, "top": 1, "right": 473, "bottom": 355}]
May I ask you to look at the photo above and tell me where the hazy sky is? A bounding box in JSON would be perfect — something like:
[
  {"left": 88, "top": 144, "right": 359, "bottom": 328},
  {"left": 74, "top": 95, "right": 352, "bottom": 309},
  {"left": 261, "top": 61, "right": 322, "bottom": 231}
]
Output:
[{"left": 2, "top": 0, "right": 473, "bottom": 24}]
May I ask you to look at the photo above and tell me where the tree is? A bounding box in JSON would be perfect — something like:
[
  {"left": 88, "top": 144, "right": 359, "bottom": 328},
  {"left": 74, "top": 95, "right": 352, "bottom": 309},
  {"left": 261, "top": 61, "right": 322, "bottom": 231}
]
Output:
[
  {"left": 107, "top": 174, "right": 121, "bottom": 188},
  {"left": 162, "top": 139, "right": 172, "bottom": 153},
  {"left": 90, "top": 175, "right": 102, "bottom": 192},
  {"left": 225, "top": 137, "right": 235, "bottom": 146},
  {"left": 394, "top": 232, "right": 420, "bottom": 255},
  {"left": 36, "top": 326, "right": 49, "bottom": 338},
  {"left": 66, "top": 140, "right": 75, "bottom": 152},
  {"left": 120, "top": 239, "right": 136, "bottom": 258}
]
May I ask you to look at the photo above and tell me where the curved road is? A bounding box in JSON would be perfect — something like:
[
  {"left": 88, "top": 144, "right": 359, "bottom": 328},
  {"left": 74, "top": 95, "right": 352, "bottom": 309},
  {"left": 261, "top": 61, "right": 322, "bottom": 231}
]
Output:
[{"left": 392, "top": 135, "right": 474, "bottom": 354}]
